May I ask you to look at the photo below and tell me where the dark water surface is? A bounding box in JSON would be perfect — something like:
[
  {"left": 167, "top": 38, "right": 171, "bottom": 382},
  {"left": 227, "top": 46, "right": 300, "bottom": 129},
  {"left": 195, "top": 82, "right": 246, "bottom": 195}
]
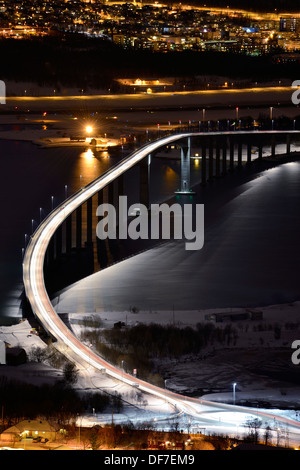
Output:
[
  {"left": 55, "top": 160, "right": 300, "bottom": 313},
  {"left": 0, "top": 140, "right": 119, "bottom": 323},
  {"left": 0, "top": 140, "right": 184, "bottom": 323}
]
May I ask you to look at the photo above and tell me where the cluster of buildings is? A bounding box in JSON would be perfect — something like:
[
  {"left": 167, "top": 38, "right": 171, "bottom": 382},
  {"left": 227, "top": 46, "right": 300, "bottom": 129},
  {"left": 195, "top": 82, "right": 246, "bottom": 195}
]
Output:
[{"left": 0, "top": 0, "right": 299, "bottom": 55}]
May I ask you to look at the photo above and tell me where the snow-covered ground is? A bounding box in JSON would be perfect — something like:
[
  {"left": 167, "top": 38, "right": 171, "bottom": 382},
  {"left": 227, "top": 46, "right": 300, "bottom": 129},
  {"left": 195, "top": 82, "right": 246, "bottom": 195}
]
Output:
[
  {"left": 0, "top": 319, "right": 46, "bottom": 353},
  {"left": 1, "top": 301, "right": 300, "bottom": 445},
  {"left": 67, "top": 301, "right": 300, "bottom": 330},
  {"left": 67, "top": 301, "right": 300, "bottom": 399}
]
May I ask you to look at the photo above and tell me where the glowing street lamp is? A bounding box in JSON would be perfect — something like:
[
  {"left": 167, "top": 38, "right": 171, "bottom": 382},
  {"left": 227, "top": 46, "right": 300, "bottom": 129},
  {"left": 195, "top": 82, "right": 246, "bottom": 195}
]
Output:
[
  {"left": 233, "top": 382, "right": 237, "bottom": 405},
  {"left": 85, "top": 125, "right": 93, "bottom": 135}
]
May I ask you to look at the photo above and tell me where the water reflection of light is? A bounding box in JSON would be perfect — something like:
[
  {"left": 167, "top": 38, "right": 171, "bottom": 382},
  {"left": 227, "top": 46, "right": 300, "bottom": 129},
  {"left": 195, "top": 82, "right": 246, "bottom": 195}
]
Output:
[
  {"left": 285, "top": 161, "right": 298, "bottom": 168},
  {"left": 165, "top": 166, "right": 176, "bottom": 179},
  {"left": 81, "top": 148, "right": 94, "bottom": 161}
]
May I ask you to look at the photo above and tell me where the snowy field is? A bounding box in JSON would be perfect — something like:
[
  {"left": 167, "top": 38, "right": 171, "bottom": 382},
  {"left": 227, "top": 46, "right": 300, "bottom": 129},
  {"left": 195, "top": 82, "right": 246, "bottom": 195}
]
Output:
[
  {"left": 67, "top": 301, "right": 300, "bottom": 401},
  {"left": 1, "top": 300, "right": 300, "bottom": 444}
]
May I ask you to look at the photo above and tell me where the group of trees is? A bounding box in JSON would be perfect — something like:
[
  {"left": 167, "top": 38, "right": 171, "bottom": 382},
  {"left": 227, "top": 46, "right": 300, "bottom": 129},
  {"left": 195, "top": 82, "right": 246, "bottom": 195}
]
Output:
[
  {"left": 102, "top": 322, "right": 238, "bottom": 358},
  {"left": 0, "top": 33, "right": 299, "bottom": 93},
  {"left": 63, "top": 421, "right": 231, "bottom": 450},
  {"left": 79, "top": 322, "right": 238, "bottom": 384},
  {"left": 0, "top": 376, "right": 122, "bottom": 430},
  {"left": 107, "top": 322, "right": 237, "bottom": 356}
]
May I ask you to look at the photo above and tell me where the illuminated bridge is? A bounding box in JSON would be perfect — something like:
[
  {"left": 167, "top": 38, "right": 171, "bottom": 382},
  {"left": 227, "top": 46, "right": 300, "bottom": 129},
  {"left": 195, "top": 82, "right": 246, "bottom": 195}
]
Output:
[{"left": 22, "top": 130, "right": 300, "bottom": 433}]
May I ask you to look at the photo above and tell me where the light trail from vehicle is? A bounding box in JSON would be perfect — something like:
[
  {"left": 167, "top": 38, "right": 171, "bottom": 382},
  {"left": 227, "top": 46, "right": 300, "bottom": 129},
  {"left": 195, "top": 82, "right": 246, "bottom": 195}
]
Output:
[{"left": 23, "top": 130, "right": 300, "bottom": 436}]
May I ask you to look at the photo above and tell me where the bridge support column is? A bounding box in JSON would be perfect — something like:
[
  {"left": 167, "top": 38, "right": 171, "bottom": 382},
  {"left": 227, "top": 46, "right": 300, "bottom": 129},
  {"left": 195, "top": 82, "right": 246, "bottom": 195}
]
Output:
[
  {"left": 86, "top": 197, "right": 93, "bottom": 245},
  {"left": 247, "top": 140, "right": 252, "bottom": 164},
  {"left": 139, "top": 157, "right": 150, "bottom": 207},
  {"left": 238, "top": 138, "right": 243, "bottom": 168},
  {"left": 65, "top": 214, "right": 72, "bottom": 255},
  {"left": 271, "top": 136, "right": 276, "bottom": 158},
  {"left": 208, "top": 138, "right": 214, "bottom": 181},
  {"left": 55, "top": 224, "right": 62, "bottom": 259},
  {"left": 117, "top": 173, "right": 125, "bottom": 197},
  {"left": 215, "top": 138, "right": 221, "bottom": 178},
  {"left": 98, "top": 189, "right": 104, "bottom": 206},
  {"left": 76, "top": 206, "right": 82, "bottom": 250},
  {"left": 258, "top": 138, "right": 263, "bottom": 161},
  {"left": 222, "top": 137, "right": 227, "bottom": 175},
  {"left": 108, "top": 182, "right": 114, "bottom": 205},
  {"left": 286, "top": 134, "right": 291, "bottom": 155},
  {"left": 176, "top": 137, "right": 195, "bottom": 194},
  {"left": 47, "top": 236, "right": 55, "bottom": 265},
  {"left": 229, "top": 137, "right": 235, "bottom": 171},
  {"left": 201, "top": 138, "right": 207, "bottom": 186}
]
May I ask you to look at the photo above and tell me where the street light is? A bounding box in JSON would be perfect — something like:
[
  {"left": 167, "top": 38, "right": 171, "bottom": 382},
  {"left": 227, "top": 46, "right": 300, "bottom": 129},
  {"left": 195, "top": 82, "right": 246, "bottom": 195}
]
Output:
[
  {"left": 86, "top": 125, "right": 93, "bottom": 135},
  {"left": 233, "top": 382, "right": 237, "bottom": 405}
]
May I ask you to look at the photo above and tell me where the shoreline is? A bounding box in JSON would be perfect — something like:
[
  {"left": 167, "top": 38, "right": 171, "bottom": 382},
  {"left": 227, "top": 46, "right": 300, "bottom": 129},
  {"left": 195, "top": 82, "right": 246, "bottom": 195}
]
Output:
[{"left": 0, "top": 85, "right": 296, "bottom": 114}]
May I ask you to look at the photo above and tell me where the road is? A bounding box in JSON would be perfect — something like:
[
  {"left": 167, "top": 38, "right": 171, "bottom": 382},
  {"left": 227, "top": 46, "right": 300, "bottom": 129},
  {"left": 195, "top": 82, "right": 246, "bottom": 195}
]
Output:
[
  {"left": 23, "top": 130, "right": 300, "bottom": 442},
  {"left": 4, "top": 86, "right": 296, "bottom": 112}
]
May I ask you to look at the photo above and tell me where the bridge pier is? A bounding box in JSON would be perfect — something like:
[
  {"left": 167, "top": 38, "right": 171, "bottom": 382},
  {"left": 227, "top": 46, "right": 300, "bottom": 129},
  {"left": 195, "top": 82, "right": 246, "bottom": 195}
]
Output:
[
  {"left": 222, "top": 137, "right": 227, "bottom": 175},
  {"left": 271, "top": 136, "right": 276, "bottom": 158},
  {"left": 215, "top": 138, "right": 221, "bottom": 178},
  {"left": 108, "top": 182, "right": 114, "bottom": 205},
  {"left": 247, "top": 140, "right": 252, "bottom": 165},
  {"left": 139, "top": 155, "right": 150, "bottom": 208},
  {"left": 175, "top": 137, "right": 195, "bottom": 194},
  {"left": 46, "top": 236, "right": 55, "bottom": 265},
  {"left": 117, "top": 173, "right": 125, "bottom": 197},
  {"left": 238, "top": 138, "right": 243, "bottom": 168},
  {"left": 65, "top": 214, "right": 72, "bottom": 255},
  {"left": 286, "top": 134, "right": 291, "bottom": 155},
  {"left": 55, "top": 224, "right": 62, "bottom": 259},
  {"left": 76, "top": 206, "right": 82, "bottom": 251},
  {"left": 229, "top": 137, "right": 235, "bottom": 172},
  {"left": 258, "top": 138, "right": 263, "bottom": 161},
  {"left": 208, "top": 137, "right": 214, "bottom": 181},
  {"left": 86, "top": 197, "right": 93, "bottom": 246},
  {"left": 201, "top": 138, "right": 207, "bottom": 186}
]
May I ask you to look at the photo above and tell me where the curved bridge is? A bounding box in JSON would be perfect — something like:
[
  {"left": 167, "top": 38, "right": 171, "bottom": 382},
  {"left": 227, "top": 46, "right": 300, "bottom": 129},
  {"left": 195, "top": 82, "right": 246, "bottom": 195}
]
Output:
[{"left": 23, "top": 130, "right": 300, "bottom": 433}]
